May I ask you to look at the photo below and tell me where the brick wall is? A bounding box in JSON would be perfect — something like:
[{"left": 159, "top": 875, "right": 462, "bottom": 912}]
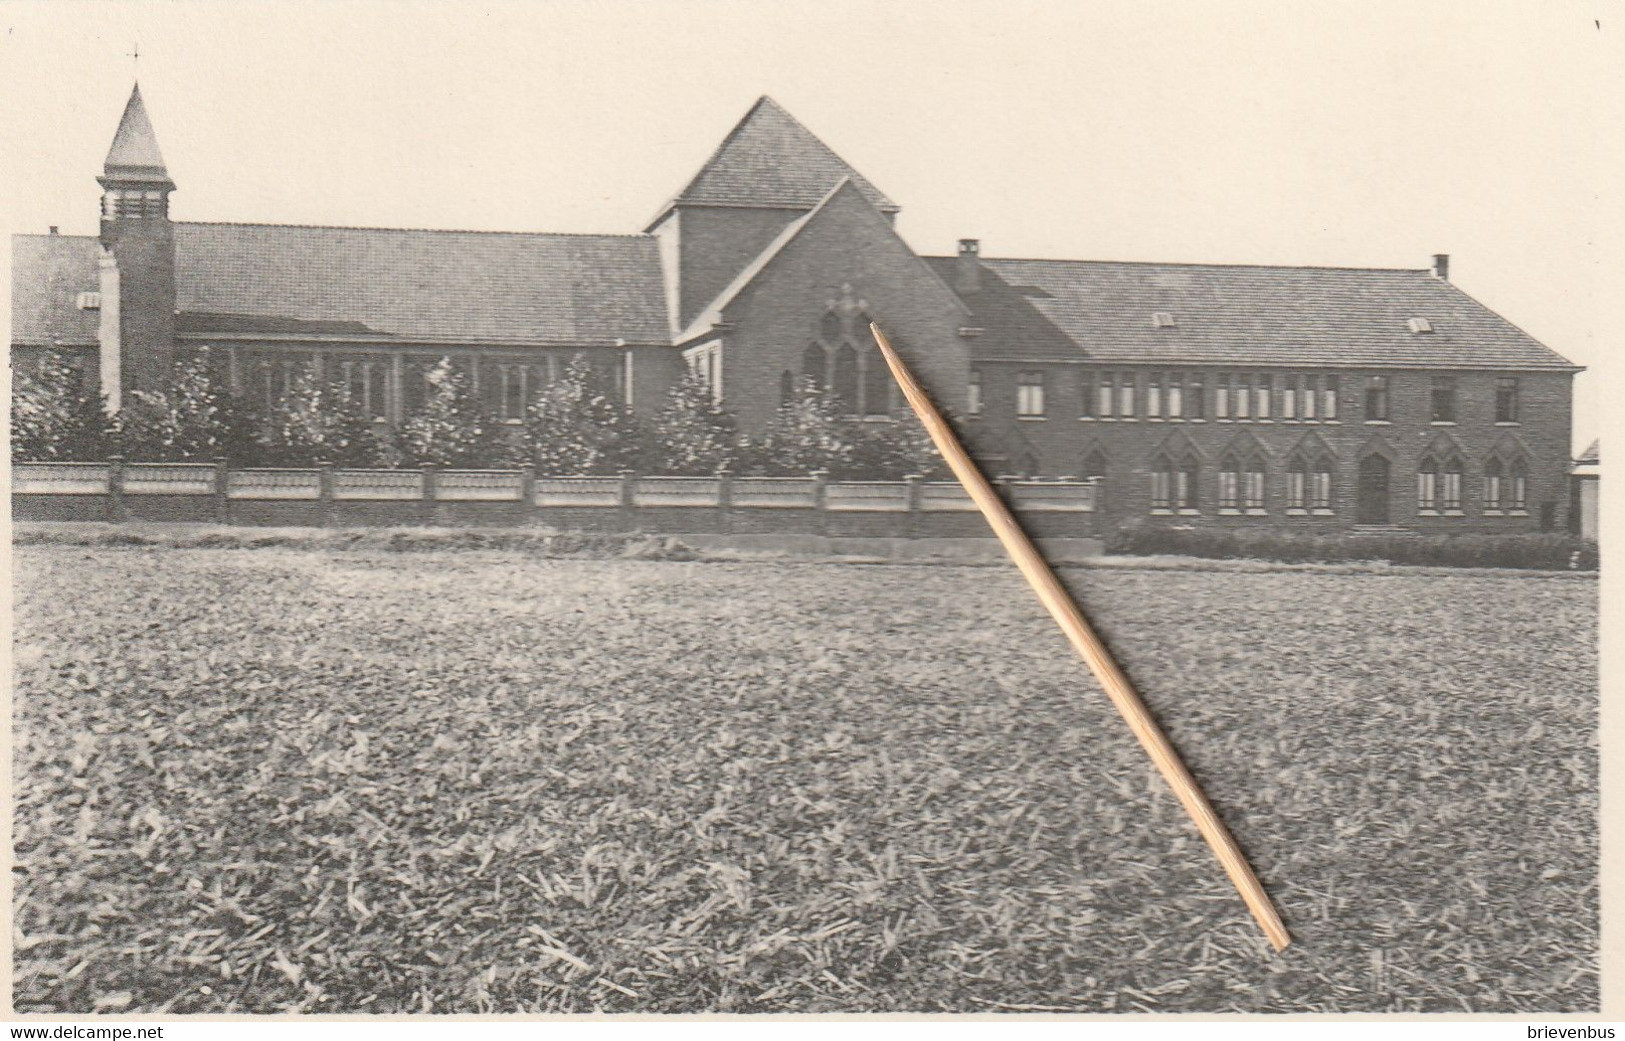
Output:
[
  {"left": 965, "top": 362, "right": 1574, "bottom": 534},
  {"left": 713, "top": 183, "right": 970, "bottom": 433},
  {"left": 672, "top": 206, "right": 805, "bottom": 329},
  {"left": 104, "top": 216, "right": 177, "bottom": 398}
]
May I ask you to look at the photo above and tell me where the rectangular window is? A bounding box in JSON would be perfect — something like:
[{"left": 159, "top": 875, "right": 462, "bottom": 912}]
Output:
[
  {"left": 1496, "top": 377, "right": 1519, "bottom": 423},
  {"left": 1188, "top": 374, "right": 1204, "bottom": 419},
  {"left": 1218, "top": 468, "right": 1240, "bottom": 509},
  {"left": 967, "top": 368, "right": 983, "bottom": 415},
  {"left": 1077, "top": 371, "right": 1093, "bottom": 418},
  {"left": 1431, "top": 375, "right": 1456, "bottom": 423},
  {"left": 1234, "top": 375, "right": 1251, "bottom": 420},
  {"left": 501, "top": 365, "right": 526, "bottom": 420},
  {"left": 1167, "top": 381, "right": 1183, "bottom": 419},
  {"left": 1282, "top": 377, "right": 1298, "bottom": 420},
  {"left": 1150, "top": 469, "right": 1172, "bottom": 510},
  {"left": 1244, "top": 468, "right": 1265, "bottom": 510},
  {"left": 1301, "top": 376, "right": 1317, "bottom": 420},
  {"left": 1147, "top": 373, "right": 1163, "bottom": 418},
  {"left": 1017, "top": 371, "right": 1046, "bottom": 417},
  {"left": 1215, "top": 375, "right": 1230, "bottom": 419},
  {"left": 1310, "top": 469, "right": 1332, "bottom": 510},
  {"left": 1418, "top": 471, "right": 1438, "bottom": 511},
  {"left": 1254, "top": 375, "right": 1270, "bottom": 419},
  {"left": 1287, "top": 469, "right": 1306, "bottom": 509},
  {"left": 1365, "top": 375, "right": 1390, "bottom": 421},
  {"left": 1117, "top": 372, "right": 1135, "bottom": 418},
  {"left": 1097, "top": 373, "right": 1115, "bottom": 418},
  {"left": 1323, "top": 376, "right": 1338, "bottom": 420},
  {"left": 1442, "top": 467, "right": 1462, "bottom": 511}
]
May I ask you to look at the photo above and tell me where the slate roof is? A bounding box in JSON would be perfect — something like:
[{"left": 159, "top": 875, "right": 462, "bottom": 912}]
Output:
[
  {"left": 11, "top": 235, "right": 101, "bottom": 347},
  {"left": 649, "top": 96, "right": 897, "bottom": 226},
  {"left": 924, "top": 256, "right": 1579, "bottom": 371},
  {"left": 12, "top": 224, "right": 673, "bottom": 348}
]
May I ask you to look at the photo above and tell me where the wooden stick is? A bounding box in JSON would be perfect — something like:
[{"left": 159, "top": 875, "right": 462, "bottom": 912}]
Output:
[{"left": 869, "top": 321, "right": 1292, "bottom": 952}]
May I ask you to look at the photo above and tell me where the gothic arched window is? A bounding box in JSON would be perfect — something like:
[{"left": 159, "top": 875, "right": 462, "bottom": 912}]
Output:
[
  {"left": 802, "top": 343, "right": 828, "bottom": 390},
  {"left": 820, "top": 311, "right": 842, "bottom": 343},
  {"left": 861, "top": 343, "right": 891, "bottom": 416},
  {"left": 779, "top": 369, "right": 795, "bottom": 407},
  {"left": 833, "top": 343, "right": 859, "bottom": 413}
]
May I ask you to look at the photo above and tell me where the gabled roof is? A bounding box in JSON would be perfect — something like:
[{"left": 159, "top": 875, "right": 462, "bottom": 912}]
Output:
[
  {"left": 11, "top": 235, "right": 101, "bottom": 348},
  {"left": 1575, "top": 439, "right": 1599, "bottom": 467},
  {"left": 102, "top": 84, "right": 173, "bottom": 187},
  {"left": 924, "top": 256, "right": 1579, "bottom": 371},
  {"left": 676, "top": 178, "right": 964, "bottom": 344},
  {"left": 10, "top": 224, "right": 674, "bottom": 348},
  {"left": 648, "top": 96, "right": 897, "bottom": 227}
]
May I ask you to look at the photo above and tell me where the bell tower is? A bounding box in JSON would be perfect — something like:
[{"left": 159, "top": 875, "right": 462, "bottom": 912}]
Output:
[{"left": 97, "top": 83, "right": 177, "bottom": 409}]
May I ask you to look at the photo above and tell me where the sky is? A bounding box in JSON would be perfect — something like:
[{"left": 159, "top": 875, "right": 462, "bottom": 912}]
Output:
[{"left": 2, "top": 0, "right": 1616, "bottom": 452}]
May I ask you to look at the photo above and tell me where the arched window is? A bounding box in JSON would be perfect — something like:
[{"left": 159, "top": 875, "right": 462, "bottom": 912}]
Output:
[
  {"left": 1442, "top": 456, "right": 1464, "bottom": 511},
  {"left": 1081, "top": 449, "right": 1107, "bottom": 481},
  {"left": 832, "top": 343, "right": 859, "bottom": 413},
  {"left": 1218, "top": 454, "right": 1240, "bottom": 510},
  {"left": 1242, "top": 453, "right": 1266, "bottom": 510},
  {"left": 1286, "top": 455, "right": 1309, "bottom": 510},
  {"left": 1484, "top": 457, "right": 1504, "bottom": 511},
  {"left": 1311, "top": 457, "right": 1334, "bottom": 510},
  {"left": 802, "top": 343, "right": 828, "bottom": 390},
  {"left": 820, "top": 311, "right": 842, "bottom": 343},
  {"left": 1152, "top": 451, "right": 1200, "bottom": 511},
  {"left": 1509, "top": 458, "right": 1528, "bottom": 511},
  {"left": 861, "top": 343, "right": 891, "bottom": 415},
  {"left": 1418, "top": 455, "right": 1440, "bottom": 511},
  {"left": 779, "top": 369, "right": 795, "bottom": 407}
]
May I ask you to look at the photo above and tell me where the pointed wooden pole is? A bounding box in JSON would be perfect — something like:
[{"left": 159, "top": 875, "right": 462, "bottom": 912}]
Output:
[{"left": 869, "top": 321, "right": 1291, "bottom": 951}]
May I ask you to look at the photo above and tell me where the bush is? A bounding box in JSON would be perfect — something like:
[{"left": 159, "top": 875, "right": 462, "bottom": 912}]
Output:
[
  {"left": 643, "top": 371, "right": 739, "bottom": 475},
  {"left": 113, "top": 356, "right": 259, "bottom": 462},
  {"left": 11, "top": 352, "right": 113, "bottom": 462},
  {"left": 397, "top": 357, "right": 507, "bottom": 469},
  {"left": 260, "top": 370, "right": 393, "bottom": 468},
  {"left": 522, "top": 356, "right": 642, "bottom": 475},
  {"left": 1105, "top": 521, "right": 1598, "bottom": 571}
]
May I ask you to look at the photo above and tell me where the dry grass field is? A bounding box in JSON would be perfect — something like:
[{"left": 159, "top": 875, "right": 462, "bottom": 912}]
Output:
[{"left": 11, "top": 545, "right": 1598, "bottom": 1013}]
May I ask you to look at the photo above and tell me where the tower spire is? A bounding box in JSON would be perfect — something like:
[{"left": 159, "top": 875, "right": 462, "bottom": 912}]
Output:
[{"left": 101, "top": 83, "right": 173, "bottom": 189}]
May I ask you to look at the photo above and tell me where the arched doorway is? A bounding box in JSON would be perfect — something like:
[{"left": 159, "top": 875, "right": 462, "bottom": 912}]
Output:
[{"left": 1357, "top": 454, "right": 1391, "bottom": 524}]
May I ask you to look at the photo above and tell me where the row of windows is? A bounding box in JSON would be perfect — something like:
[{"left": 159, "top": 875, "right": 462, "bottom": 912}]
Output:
[
  {"left": 970, "top": 369, "right": 1522, "bottom": 425},
  {"left": 796, "top": 339, "right": 893, "bottom": 416},
  {"left": 1139, "top": 453, "right": 1529, "bottom": 514},
  {"left": 241, "top": 354, "right": 624, "bottom": 422}
]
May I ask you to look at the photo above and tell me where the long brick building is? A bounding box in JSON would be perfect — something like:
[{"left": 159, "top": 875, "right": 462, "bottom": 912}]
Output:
[{"left": 12, "top": 86, "right": 1583, "bottom": 532}]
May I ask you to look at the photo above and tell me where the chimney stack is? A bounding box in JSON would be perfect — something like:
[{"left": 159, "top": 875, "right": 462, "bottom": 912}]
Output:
[
  {"left": 48, "top": 226, "right": 59, "bottom": 236},
  {"left": 1432, "top": 253, "right": 1450, "bottom": 281},
  {"left": 956, "top": 238, "right": 981, "bottom": 294}
]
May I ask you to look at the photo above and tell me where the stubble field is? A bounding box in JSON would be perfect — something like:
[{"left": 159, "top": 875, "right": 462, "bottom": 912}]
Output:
[{"left": 11, "top": 546, "right": 1598, "bottom": 1013}]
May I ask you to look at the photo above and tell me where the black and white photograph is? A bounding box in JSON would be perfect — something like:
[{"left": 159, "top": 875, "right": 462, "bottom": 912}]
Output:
[{"left": 4, "top": 0, "right": 1611, "bottom": 1022}]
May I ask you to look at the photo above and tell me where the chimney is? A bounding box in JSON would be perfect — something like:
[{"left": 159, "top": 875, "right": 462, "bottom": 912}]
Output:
[
  {"left": 48, "top": 226, "right": 59, "bottom": 236},
  {"left": 956, "top": 238, "right": 981, "bottom": 294},
  {"left": 1432, "top": 253, "right": 1450, "bottom": 281}
]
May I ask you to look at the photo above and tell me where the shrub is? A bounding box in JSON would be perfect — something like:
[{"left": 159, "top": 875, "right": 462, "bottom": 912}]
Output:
[
  {"left": 261, "top": 370, "right": 393, "bottom": 468},
  {"left": 397, "top": 357, "right": 507, "bottom": 469},
  {"left": 11, "top": 352, "right": 113, "bottom": 462},
  {"left": 1105, "top": 521, "right": 1598, "bottom": 571},
  {"left": 113, "top": 356, "right": 258, "bottom": 462},
  {"left": 643, "top": 371, "right": 739, "bottom": 475},
  {"left": 522, "top": 356, "right": 642, "bottom": 475},
  {"left": 841, "top": 408, "right": 948, "bottom": 481}
]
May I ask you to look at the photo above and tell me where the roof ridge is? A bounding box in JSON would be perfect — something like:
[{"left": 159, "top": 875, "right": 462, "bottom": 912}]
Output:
[
  {"left": 946, "top": 255, "right": 1431, "bottom": 274},
  {"left": 176, "top": 220, "right": 652, "bottom": 239},
  {"left": 14, "top": 232, "right": 98, "bottom": 240}
]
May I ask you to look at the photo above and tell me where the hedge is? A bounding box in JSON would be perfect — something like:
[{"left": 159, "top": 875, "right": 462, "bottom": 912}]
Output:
[{"left": 1104, "top": 522, "right": 1598, "bottom": 571}]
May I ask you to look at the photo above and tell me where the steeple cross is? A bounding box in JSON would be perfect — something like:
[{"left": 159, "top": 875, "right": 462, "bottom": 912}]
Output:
[{"left": 127, "top": 42, "right": 140, "bottom": 76}]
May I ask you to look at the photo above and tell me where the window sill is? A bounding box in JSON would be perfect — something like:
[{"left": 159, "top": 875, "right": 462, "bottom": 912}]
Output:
[
  {"left": 1255, "top": 419, "right": 1274, "bottom": 424},
  {"left": 1365, "top": 420, "right": 1392, "bottom": 426},
  {"left": 1187, "top": 418, "right": 1206, "bottom": 423},
  {"left": 1419, "top": 509, "right": 1439, "bottom": 516},
  {"left": 859, "top": 415, "right": 895, "bottom": 423},
  {"left": 1286, "top": 507, "right": 1307, "bottom": 516},
  {"left": 1245, "top": 508, "right": 1268, "bottom": 516},
  {"left": 1312, "top": 508, "right": 1335, "bottom": 516},
  {"left": 1219, "top": 507, "right": 1241, "bottom": 515},
  {"left": 1444, "top": 509, "right": 1465, "bottom": 516},
  {"left": 1017, "top": 415, "right": 1047, "bottom": 422},
  {"left": 1485, "top": 509, "right": 1504, "bottom": 516},
  {"left": 1146, "top": 417, "right": 1164, "bottom": 422},
  {"left": 1430, "top": 421, "right": 1458, "bottom": 427},
  {"left": 501, "top": 418, "right": 524, "bottom": 426},
  {"left": 1150, "top": 508, "right": 1174, "bottom": 515},
  {"left": 1078, "top": 416, "right": 1096, "bottom": 422},
  {"left": 1322, "top": 419, "right": 1340, "bottom": 425},
  {"left": 1510, "top": 509, "right": 1529, "bottom": 517},
  {"left": 1494, "top": 421, "right": 1521, "bottom": 427},
  {"left": 1177, "top": 508, "right": 1201, "bottom": 516}
]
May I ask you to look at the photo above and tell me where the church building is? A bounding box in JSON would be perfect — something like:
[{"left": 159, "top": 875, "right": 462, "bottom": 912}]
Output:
[{"left": 12, "top": 86, "right": 1583, "bottom": 533}]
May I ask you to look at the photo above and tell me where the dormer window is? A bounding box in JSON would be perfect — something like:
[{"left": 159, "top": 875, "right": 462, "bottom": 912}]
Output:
[
  {"left": 1151, "top": 312, "right": 1176, "bottom": 328},
  {"left": 1407, "top": 317, "right": 1434, "bottom": 334}
]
